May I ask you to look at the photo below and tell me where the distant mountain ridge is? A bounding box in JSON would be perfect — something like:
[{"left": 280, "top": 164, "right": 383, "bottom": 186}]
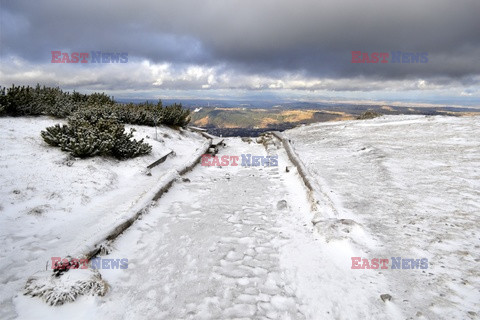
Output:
[{"left": 188, "top": 104, "right": 480, "bottom": 136}]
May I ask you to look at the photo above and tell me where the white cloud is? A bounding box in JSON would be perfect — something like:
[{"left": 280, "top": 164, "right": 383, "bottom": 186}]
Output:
[{"left": 1, "top": 56, "right": 478, "bottom": 105}]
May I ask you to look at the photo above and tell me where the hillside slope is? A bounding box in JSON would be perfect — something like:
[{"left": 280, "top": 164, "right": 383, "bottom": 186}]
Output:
[
  {"left": 0, "top": 117, "right": 207, "bottom": 318},
  {"left": 285, "top": 115, "right": 480, "bottom": 319}
]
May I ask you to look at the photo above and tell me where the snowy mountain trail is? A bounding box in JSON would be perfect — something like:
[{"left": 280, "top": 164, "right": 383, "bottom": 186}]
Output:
[
  {"left": 13, "top": 136, "right": 399, "bottom": 319},
  {"left": 5, "top": 115, "right": 478, "bottom": 319},
  {"left": 96, "top": 138, "right": 308, "bottom": 319}
]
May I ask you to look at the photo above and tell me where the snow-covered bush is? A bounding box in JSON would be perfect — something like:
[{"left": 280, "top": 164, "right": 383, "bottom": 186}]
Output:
[
  {"left": 104, "top": 101, "right": 191, "bottom": 127},
  {"left": 1, "top": 84, "right": 191, "bottom": 127},
  {"left": 47, "top": 94, "right": 83, "bottom": 118},
  {"left": 161, "top": 103, "right": 191, "bottom": 126},
  {"left": 24, "top": 269, "right": 108, "bottom": 306},
  {"left": 0, "top": 85, "right": 76, "bottom": 116},
  {"left": 41, "top": 107, "right": 152, "bottom": 159}
]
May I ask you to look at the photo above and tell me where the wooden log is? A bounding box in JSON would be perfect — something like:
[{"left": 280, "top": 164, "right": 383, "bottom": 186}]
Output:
[
  {"left": 211, "top": 138, "right": 224, "bottom": 147},
  {"left": 146, "top": 150, "right": 174, "bottom": 169},
  {"left": 187, "top": 126, "right": 207, "bottom": 132}
]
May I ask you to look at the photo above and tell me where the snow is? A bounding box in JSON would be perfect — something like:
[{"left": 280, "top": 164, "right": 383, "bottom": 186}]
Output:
[
  {"left": 12, "top": 136, "right": 322, "bottom": 319},
  {"left": 2, "top": 114, "right": 479, "bottom": 319},
  {"left": 23, "top": 268, "right": 108, "bottom": 306},
  {"left": 0, "top": 116, "right": 206, "bottom": 319},
  {"left": 284, "top": 115, "right": 480, "bottom": 319}
]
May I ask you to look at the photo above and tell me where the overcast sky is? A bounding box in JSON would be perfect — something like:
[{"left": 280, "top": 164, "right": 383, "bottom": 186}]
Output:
[{"left": 1, "top": 0, "right": 479, "bottom": 105}]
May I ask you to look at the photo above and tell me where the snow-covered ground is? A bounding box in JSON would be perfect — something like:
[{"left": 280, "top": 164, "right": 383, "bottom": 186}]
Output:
[
  {"left": 2, "top": 115, "right": 479, "bottom": 319},
  {"left": 10, "top": 132, "right": 407, "bottom": 320},
  {"left": 12, "top": 137, "right": 323, "bottom": 319},
  {"left": 285, "top": 115, "right": 480, "bottom": 319},
  {"left": 0, "top": 117, "right": 207, "bottom": 319}
]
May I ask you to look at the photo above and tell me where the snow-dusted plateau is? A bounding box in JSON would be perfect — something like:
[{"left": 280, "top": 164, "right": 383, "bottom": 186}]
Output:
[{"left": 1, "top": 115, "right": 479, "bottom": 319}]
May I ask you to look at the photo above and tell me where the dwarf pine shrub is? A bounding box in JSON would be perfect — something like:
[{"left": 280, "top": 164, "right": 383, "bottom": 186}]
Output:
[
  {"left": 0, "top": 84, "right": 191, "bottom": 127},
  {"left": 3, "top": 84, "right": 191, "bottom": 159},
  {"left": 41, "top": 108, "right": 151, "bottom": 159}
]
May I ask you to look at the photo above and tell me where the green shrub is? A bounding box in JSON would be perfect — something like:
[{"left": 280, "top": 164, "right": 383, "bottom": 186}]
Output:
[
  {"left": 41, "top": 109, "right": 151, "bottom": 159},
  {"left": 161, "top": 103, "right": 191, "bottom": 126},
  {"left": 0, "top": 84, "right": 191, "bottom": 127},
  {"left": 0, "top": 85, "right": 87, "bottom": 117},
  {"left": 86, "top": 92, "right": 115, "bottom": 106}
]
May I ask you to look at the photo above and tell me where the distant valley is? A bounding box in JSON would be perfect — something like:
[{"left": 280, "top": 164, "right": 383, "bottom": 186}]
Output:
[{"left": 186, "top": 102, "right": 480, "bottom": 137}]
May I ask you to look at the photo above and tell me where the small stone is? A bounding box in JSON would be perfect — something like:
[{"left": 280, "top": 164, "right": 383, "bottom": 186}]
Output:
[
  {"left": 182, "top": 178, "right": 191, "bottom": 183},
  {"left": 276, "top": 200, "right": 288, "bottom": 210},
  {"left": 380, "top": 294, "right": 392, "bottom": 302}
]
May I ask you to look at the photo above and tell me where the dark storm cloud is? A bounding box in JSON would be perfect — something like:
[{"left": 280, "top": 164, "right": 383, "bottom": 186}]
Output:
[{"left": 1, "top": 0, "right": 479, "bottom": 84}]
